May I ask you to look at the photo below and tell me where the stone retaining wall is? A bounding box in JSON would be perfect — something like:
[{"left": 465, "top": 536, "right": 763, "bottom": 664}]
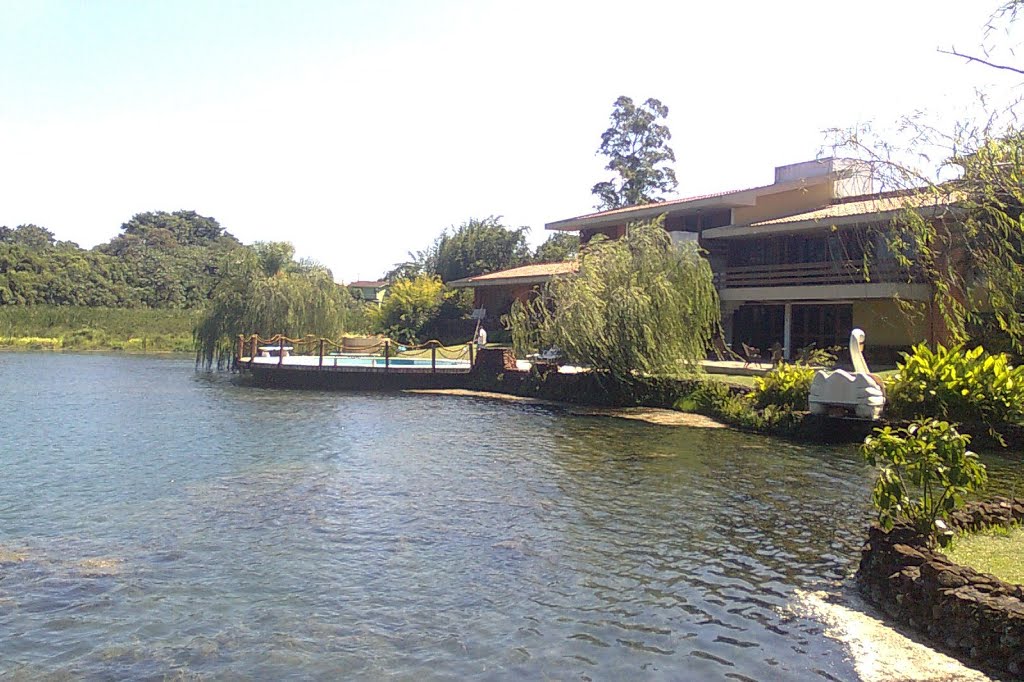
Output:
[
  {"left": 468, "top": 350, "right": 700, "bottom": 408},
  {"left": 856, "top": 498, "right": 1024, "bottom": 677}
]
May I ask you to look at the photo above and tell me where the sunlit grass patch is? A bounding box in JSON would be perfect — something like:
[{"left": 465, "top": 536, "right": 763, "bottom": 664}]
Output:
[
  {"left": 0, "top": 335, "right": 62, "bottom": 350},
  {"left": 942, "top": 524, "right": 1024, "bottom": 585},
  {"left": 708, "top": 374, "right": 758, "bottom": 389}
]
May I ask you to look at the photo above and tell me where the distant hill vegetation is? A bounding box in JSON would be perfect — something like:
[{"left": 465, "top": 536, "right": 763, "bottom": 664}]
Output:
[{"left": 0, "top": 211, "right": 243, "bottom": 308}]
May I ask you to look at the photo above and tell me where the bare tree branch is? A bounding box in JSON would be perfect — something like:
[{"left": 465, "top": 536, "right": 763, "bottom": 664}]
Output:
[{"left": 939, "top": 47, "right": 1024, "bottom": 75}]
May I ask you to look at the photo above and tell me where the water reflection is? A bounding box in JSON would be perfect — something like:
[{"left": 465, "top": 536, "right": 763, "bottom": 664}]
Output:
[{"left": 0, "top": 353, "right": 1019, "bottom": 679}]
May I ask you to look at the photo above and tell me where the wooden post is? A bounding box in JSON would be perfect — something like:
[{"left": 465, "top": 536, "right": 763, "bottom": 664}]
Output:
[
  {"left": 250, "top": 336, "right": 258, "bottom": 367},
  {"left": 319, "top": 338, "right": 325, "bottom": 369},
  {"left": 384, "top": 340, "right": 390, "bottom": 371},
  {"left": 278, "top": 337, "right": 284, "bottom": 366},
  {"left": 468, "top": 341, "right": 474, "bottom": 366},
  {"left": 237, "top": 335, "right": 244, "bottom": 363},
  {"left": 431, "top": 343, "right": 437, "bottom": 372}
]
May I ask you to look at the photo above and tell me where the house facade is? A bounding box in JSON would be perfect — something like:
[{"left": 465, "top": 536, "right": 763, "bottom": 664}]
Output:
[
  {"left": 448, "top": 261, "right": 577, "bottom": 336},
  {"left": 542, "top": 158, "right": 946, "bottom": 362},
  {"left": 347, "top": 280, "right": 388, "bottom": 305}
]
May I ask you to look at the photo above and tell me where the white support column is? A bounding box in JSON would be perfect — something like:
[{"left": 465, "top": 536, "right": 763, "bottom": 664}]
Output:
[{"left": 783, "top": 302, "right": 793, "bottom": 360}]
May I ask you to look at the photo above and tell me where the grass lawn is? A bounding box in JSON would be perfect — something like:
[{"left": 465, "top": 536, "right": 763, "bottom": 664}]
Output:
[
  {"left": 941, "top": 525, "right": 1024, "bottom": 585},
  {"left": 709, "top": 374, "right": 759, "bottom": 389}
]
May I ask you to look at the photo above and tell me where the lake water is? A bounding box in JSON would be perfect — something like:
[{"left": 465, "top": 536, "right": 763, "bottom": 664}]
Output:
[{"left": 1, "top": 353, "right": 1021, "bottom": 680}]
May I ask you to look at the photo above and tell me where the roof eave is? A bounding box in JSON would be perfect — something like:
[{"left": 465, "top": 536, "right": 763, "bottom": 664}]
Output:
[
  {"left": 449, "top": 274, "right": 560, "bottom": 289},
  {"left": 543, "top": 177, "right": 819, "bottom": 232},
  {"left": 702, "top": 204, "right": 960, "bottom": 239}
]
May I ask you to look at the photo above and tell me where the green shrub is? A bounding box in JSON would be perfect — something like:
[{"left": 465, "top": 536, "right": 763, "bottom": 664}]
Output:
[
  {"left": 796, "top": 344, "right": 840, "bottom": 368},
  {"left": 677, "top": 380, "right": 803, "bottom": 433},
  {"left": 863, "top": 419, "right": 987, "bottom": 543},
  {"left": 886, "top": 343, "right": 1024, "bottom": 436},
  {"left": 61, "top": 327, "right": 109, "bottom": 349},
  {"left": 751, "top": 362, "right": 816, "bottom": 410}
]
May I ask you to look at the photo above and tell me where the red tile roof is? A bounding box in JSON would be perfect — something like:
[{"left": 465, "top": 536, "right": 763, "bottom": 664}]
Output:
[{"left": 347, "top": 280, "right": 388, "bottom": 288}]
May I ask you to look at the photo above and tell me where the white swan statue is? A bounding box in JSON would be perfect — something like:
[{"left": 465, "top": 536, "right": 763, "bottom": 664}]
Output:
[{"left": 807, "top": 329, "right": 885, "bottom": 419}]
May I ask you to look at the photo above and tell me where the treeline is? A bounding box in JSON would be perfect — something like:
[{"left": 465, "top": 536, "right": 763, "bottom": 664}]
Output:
[
  {"left": 2, "top": 209, "right": 582, "bottom": 356},
  {"left": 0, "top": 211, "right": 241, "bottom": 308}
]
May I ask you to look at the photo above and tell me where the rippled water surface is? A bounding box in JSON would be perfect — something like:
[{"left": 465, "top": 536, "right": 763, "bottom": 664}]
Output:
[{"left": 2, "top": 353, "right": 1022, "bottom": 680}]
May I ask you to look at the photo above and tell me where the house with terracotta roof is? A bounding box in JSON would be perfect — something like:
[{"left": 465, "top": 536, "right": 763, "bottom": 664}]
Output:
[
  {"left": 547, "top": 158, "right": 950, "bottom": 361},
  {"left": 347, "top": 279, "right": 388, "bottom": 305},
  {"left": 452, "top": 157, "right": 950, "bottom": 360},
  {"left": 449, "top": 261, "right": 577, "bottom": 334}
]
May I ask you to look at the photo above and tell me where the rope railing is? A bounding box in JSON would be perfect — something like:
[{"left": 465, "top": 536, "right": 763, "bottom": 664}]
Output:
[{"left": 236, "top": 333, "right": 478, "bottom": 373}]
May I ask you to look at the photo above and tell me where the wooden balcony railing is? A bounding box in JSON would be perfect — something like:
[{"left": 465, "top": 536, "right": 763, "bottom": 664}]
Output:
[{"left": 719, "top": 259, "right": 920, "bottom": 289}]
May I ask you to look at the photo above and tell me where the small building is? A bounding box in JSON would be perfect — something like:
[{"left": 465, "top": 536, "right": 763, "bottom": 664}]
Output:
[
  {"left": 448, "top": 261, "right": 578, "bottom": 334},
  {"left": 347, "top": 280, "right": 388, "bottom": 305}
]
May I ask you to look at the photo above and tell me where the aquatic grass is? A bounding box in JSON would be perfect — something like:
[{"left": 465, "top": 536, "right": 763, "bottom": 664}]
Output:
[{"left": 941, "top": 524, "right": 1024, "bottom": 585}]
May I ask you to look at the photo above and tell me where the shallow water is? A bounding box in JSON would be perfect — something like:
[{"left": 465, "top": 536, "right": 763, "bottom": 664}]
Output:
[{"left": 1, "top": 352, "right": 1021, "bottom": 680}]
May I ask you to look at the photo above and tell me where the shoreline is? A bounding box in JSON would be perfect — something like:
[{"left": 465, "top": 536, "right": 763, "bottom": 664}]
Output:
[{"left": 406, "top": 388, "right": 727, "bottom": 429}]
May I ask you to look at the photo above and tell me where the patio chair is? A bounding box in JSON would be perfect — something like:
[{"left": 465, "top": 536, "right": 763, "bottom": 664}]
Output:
[{"left": 740, "top": 342, "right": 761, "bottom": 369}]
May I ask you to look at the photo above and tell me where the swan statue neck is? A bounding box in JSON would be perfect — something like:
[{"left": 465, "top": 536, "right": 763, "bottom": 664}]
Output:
[{"left": 850, "top": 329, "right": 870, "bottom": 376}]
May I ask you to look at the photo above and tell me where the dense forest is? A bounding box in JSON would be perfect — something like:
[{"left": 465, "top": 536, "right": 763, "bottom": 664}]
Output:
[{"left": 0, "top": 211, "right": 242, "bottom": 308}]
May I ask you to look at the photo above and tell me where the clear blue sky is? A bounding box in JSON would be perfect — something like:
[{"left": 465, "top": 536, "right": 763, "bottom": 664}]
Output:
[{"left": 0, "top": 0, "right": 1018, "bottom": 281}]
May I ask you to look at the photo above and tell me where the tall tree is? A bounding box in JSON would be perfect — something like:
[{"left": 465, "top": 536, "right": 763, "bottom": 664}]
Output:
[{"left": 591, "top": 96, "right": 678, "bottom": 210}]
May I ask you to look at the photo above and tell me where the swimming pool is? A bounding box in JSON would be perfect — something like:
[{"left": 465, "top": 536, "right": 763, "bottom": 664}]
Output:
[{"left": 248, "top": 354, "right": 471, "bottom": 369}]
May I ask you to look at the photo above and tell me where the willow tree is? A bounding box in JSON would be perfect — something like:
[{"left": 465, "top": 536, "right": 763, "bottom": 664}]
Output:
[
  {"left": 826, "top": 0, "right": 1023, "bottom": 353},
  {"left": 194, "top": 241, "right": 349, "bottom": 367},
  {"left": 505, "top": 220, "right": 720, "bottom": 380}
]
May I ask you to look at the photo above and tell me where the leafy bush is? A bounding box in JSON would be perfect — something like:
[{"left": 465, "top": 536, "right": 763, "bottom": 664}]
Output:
[
  {"left": 862, "top": 419, "right": 987, "bottom": 543},
  {"left": 751, "top": 362, "right": 816, "bottom": 410},
  {"left": 886, "top": 343, "right": 1024, "bottom": 435},
  {"left": 677, "top": 380, "right": 802, "bottom": 433},
  {"left": 61, "top": 327, "right": 110, "bottom": 349},
  {"left": 371, "top": 275, "right": 471, "bottom": 345},
  {"left": 795, "top": 344, "right": 840, "bottom": 368}
]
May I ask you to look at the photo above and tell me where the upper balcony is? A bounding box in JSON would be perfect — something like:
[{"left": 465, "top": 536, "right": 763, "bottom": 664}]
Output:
[
  {"left": 714, "top": 258, "right": 930, "bottom": 302},
  {"left": 718, "top": 258, "right": 920, "bottom": 289}
]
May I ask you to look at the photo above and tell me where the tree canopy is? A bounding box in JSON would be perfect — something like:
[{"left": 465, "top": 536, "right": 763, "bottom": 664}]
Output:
[
  {"left": 116, "top": 210, "right": 236, "bottom": 248},
  {"left": 505, "top": 220, "right": 720, "bottom": 379},
  {"left": 591, "top": 96, "right": 678, "bottom": 210},
  {"left": 533, "top": 232, "right": 579, "bottom": 264},
  {"left": 386, "top": 216, "right": 531, "bottom": 283}
]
